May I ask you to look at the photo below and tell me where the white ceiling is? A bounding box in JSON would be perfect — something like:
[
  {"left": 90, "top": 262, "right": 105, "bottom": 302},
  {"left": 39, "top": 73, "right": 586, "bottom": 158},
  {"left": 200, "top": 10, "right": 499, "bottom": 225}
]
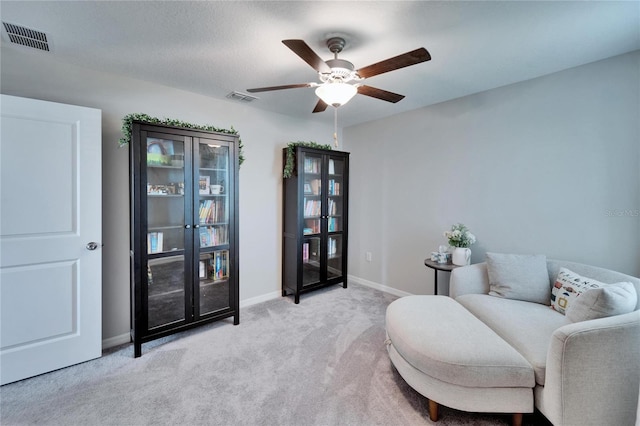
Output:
[{"left": 1, "top": 1, "right": 639, "bottom": 128}]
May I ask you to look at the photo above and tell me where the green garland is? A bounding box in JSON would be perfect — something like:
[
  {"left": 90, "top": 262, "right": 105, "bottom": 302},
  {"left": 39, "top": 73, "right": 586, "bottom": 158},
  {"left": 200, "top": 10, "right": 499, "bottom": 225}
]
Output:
[
  {"left": 119, "top": 113, "right": 244, "bottom": 166},
  {"left": 283, "top": 141, "right": 332, "bottom": 178}
]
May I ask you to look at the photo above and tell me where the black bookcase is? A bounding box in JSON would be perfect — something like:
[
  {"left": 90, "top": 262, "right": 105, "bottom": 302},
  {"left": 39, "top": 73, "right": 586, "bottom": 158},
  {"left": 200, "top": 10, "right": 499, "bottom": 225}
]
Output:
[
  {"left": 130, "top": 122, "right": 239, "bottom": 357},
  {"left": 282, "top": 146, "right": 350, "bottom": 303}
]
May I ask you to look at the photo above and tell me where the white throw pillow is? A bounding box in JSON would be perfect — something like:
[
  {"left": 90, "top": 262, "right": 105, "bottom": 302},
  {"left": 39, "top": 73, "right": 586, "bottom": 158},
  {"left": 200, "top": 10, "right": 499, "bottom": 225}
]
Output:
[
  {"left": 566, "top": 282, "right": 637, "bottom": 322},
  {"left": 551, "top": 267, "right": 607, "bottom": 314},
  {"left": 486, "top": 253, "right": 550, "bottom": 304}
]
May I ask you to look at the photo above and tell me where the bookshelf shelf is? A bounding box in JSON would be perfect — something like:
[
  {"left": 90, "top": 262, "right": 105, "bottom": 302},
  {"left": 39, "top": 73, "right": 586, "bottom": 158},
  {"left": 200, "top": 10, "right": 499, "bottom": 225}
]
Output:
[
  {"left": 282, "top": 146, "right": 349, "bottom": 304},
  {"left": 199, "top": 167, "right": 227, "bottom": 172},
  {"left": 130, "top": 122, "right": 239, "bottom": 357}
]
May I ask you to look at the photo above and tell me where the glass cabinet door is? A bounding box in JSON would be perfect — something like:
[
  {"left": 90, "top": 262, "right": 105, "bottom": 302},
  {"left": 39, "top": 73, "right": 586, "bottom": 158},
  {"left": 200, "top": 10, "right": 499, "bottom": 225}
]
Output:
[
  {"left": 197, "top": 141, "right": 231, "bottom": 315},
  {"left": 326, "top": 155, "right": 345, "bottom": 279},
  {"left": 301, "top": 151, "right": 323, "bottom": 286},
  {"left": 147, "top": 255, "right": 185, "bottom": 328},
  {"left": 145, "top": 136, "right": 186, "bottom": 329}
]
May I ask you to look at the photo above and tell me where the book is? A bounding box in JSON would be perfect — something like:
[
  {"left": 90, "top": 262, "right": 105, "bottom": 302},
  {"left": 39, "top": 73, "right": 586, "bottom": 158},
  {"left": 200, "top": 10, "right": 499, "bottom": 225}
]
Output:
[
  {"left": 199, "top": 199, "right": 227, "bottom": 224},
  {"left": 200, "top": 225, "right": 229, "bottom": 247},
  {"left": 327, "top": 199, "right": 338, "bottom": 215},
  {"left": 304, "top": 157, "right": 321, "bottom": 174},
  {"left": 211, "top": 250, "right": 229, "bottom": 280},
  {"left": 310, "top": 179, "right": 320, "bottom": 195},
  {"left": 147, "top": 232, "right": 163, "bottom": 254},
  {"left": 157, "top": 232, "right": 163, "bottom": 252},
  {"left": 147, "top": 232, "right": 157, "bottom": 254},
  {"left": 328, "top": 159, "right": 335, "bottom": 174},
  {"left": 215, "top": 252, "right": 221, "bottom": 279},
  {"left": 199, "top": 176, "right": 210, "bottom": 194},
  {"left": 200, "top": 228, "right": 211, "bottom": 247},
  {"left": 328, "top": 237, "right": 338, "bottom": 256},
  {"left": 303, "top": 199, "right": 321, "bottom": 217}
]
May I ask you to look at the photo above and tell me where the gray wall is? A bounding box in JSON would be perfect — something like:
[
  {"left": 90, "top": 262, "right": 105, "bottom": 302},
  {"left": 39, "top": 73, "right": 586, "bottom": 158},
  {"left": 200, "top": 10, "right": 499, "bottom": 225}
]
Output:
[
  {"left": 344, "top": 51, "right": 640, "bottom": 296},
  {"left": 2, "top": 45, "right": 638, "bottom": 345},
  {"left": 1, "top": 48, "right": 335, "bottom": 346}
]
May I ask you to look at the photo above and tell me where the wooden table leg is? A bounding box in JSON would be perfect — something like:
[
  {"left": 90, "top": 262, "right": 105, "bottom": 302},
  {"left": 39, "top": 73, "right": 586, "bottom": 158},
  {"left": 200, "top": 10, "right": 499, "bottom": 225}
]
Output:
[
  {"left": 512, "top": 413, "right": 523, "bottom": 426},
  {"left": 428, "top": 399, "right": 439, "bottom": 421}
]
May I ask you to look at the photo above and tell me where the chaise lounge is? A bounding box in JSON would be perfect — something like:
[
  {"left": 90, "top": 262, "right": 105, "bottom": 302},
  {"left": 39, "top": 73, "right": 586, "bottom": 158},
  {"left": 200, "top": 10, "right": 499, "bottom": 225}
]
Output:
[{"left": 386, "top": 254, "right": 640, "bottom": 425}]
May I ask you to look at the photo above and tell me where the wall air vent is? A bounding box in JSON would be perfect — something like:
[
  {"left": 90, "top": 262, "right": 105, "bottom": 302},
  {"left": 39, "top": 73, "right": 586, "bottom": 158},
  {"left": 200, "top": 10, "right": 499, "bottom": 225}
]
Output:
[
  {"left": 2, "top": 22, "right": 50, "bottom": 51},
  {"left": 226, "top": 91, "right": 259, "bottom": 103}
]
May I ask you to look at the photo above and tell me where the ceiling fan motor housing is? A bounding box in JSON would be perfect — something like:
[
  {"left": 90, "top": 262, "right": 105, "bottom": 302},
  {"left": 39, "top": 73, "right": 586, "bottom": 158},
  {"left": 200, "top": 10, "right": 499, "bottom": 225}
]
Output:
[
  {"left": 324, "top": 58, "right": 355, "bottom": 79},
  {"left": 322, "top": 37, "right": 360, "bottom": 83}
]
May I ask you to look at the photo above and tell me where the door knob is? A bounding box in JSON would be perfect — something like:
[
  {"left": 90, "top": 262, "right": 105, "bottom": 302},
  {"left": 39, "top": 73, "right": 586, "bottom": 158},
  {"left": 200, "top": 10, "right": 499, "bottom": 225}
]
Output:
[{"left": 86, "top": 242, "right": 99, "bottom": 250}]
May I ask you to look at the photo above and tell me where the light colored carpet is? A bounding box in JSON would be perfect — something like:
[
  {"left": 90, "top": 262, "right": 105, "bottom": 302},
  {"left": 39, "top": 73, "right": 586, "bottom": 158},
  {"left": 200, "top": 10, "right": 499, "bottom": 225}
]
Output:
[{"left": 0, "top": 283, "right": 551, "bottom": 425}]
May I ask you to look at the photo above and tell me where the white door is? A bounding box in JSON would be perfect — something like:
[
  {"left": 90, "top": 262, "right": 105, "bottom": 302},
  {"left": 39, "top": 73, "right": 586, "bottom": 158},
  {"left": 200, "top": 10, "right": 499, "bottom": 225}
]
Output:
[{"left": 0, "top": 95, "right": 102, "bottom": 385}]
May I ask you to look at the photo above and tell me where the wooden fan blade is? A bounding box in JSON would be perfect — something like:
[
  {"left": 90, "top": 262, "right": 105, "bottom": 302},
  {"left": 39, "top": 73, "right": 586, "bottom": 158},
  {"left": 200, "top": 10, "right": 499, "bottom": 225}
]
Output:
[
  {"left": 282, "top": 39, "right": 331, "bottom": 73},
  {"left": 357, "top": 85, "right": 405, "bottom": 103},
  {"left": 312, "top": 99, "right": 328, "bottom": 113},
  {"left": 356, "top": 48, "right": 431, "bottom": 79},
  {"left": 247, "top": 83, "right": 312, "bottom": 93}
]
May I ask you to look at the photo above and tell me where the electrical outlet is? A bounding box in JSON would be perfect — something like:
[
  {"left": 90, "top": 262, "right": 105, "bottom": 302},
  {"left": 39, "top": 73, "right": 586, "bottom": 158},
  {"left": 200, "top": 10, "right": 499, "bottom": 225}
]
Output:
[{"left": 365, "top": 251, "right": 372, "bottom": 262}]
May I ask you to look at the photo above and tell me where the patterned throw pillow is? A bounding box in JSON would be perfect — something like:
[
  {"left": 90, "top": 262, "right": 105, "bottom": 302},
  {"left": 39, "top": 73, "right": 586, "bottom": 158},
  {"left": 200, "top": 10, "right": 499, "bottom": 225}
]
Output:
[{"left": 550, "top": 268, "right": 605, "bottom": 314}]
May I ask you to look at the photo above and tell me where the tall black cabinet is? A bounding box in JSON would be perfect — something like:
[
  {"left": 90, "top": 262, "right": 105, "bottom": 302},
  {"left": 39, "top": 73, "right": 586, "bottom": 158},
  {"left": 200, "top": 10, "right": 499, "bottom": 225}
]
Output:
[
  {"left": 282, "top": 147, "right": 349, "bottom": 303},
  {"left": 130, "top": 122, "right": 239, "bottom": 357}
]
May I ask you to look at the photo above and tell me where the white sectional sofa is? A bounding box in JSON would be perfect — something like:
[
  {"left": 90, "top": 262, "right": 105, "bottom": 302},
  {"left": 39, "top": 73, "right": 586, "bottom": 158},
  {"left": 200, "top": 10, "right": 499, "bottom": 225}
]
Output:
[
  {"left": 450, "top": 258, "right": 640, "bottom": 426},
  {"left": 386, "top": 255, "right": 639, "bottom": 426}
]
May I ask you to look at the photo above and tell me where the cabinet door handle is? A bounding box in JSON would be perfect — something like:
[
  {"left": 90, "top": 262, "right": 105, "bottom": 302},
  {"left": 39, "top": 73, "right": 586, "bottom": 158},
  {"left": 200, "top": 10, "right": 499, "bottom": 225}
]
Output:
[
  {"left": 194, "top": 224, "right": 200, "bottom": 229},
  {"left": 185, "top": 225, "right": 191, "bottom": 229}
]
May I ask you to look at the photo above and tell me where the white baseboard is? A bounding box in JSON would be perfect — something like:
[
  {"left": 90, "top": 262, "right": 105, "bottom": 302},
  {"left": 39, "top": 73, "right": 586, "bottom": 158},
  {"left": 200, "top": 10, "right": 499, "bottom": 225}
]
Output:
[
  {"left": 348, "top": 274, "right": 413, "bottom": 298},
  {"left": 101, "top": 281, "right": 400, "bottom": 350},
  {"left": 102, "top": 333, "right": 130, "bottom": 350},
  {"left": 239, "top": 290, "right": 281, "bottom": 308},
  {"left": 100, "top": 292, "right": 281, "bottom": 350}
]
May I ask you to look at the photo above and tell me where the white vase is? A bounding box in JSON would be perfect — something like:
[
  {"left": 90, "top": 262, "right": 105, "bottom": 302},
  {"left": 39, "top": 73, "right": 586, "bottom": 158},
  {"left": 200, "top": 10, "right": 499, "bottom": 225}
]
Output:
[{"left": 452, "top": 247, "right": 471, "bottom": 266}]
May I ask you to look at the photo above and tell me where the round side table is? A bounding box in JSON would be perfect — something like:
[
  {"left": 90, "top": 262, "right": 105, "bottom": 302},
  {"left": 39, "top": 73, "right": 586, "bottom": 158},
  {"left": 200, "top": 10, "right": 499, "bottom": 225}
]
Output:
[{"left": 423, "top": 259, "right": 462, "bottom": 295}]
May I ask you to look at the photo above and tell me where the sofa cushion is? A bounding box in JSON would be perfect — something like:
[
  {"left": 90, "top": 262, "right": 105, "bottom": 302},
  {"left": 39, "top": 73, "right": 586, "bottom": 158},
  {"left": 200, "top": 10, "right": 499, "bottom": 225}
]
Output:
[
  {"left": 486, "top": 253, "right": 550, "bottom": 304},
  {"left": 386, "top": 296, "right": 534, "bottom": 389},
  {"left": 566, "top": 282, "right": 637, "bottom": 322},
  {"left": 456, "top": 293, "right": 570, "bottom": 385},
  {"left": 551, "top": 267, "right": 608, "bottom": 314}
]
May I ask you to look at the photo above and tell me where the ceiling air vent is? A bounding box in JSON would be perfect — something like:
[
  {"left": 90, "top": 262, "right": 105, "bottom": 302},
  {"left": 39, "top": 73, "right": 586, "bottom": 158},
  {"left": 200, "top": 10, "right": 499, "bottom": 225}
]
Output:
[
  {"left": 2, "top": 22, "right": 50, "bottom": 51},
  {"left": 226, "top": 91, "right": 259, "bottom": 103}
]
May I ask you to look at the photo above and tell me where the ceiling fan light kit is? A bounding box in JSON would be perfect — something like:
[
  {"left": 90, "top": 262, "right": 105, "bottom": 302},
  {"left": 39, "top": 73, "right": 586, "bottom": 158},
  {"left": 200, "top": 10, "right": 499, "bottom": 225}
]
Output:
[
  {"left": 315, "top": 82, "right": 357, "bottom": 108},
  {"left": 247, "top": 36, "right": 431, "bottom": 113}
]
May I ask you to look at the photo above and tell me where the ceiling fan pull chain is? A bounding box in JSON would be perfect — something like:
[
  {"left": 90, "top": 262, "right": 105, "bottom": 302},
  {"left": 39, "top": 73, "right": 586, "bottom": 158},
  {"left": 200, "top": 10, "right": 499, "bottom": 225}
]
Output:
[{"left": 334, "top": 107, "right": 339, "bottom": 148}]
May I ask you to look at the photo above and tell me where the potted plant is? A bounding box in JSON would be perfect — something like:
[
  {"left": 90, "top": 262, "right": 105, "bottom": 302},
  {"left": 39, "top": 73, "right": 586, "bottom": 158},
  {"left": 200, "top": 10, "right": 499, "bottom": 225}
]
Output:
[{"left": 444, "top": 223, "right": 476, "bottom": 265}]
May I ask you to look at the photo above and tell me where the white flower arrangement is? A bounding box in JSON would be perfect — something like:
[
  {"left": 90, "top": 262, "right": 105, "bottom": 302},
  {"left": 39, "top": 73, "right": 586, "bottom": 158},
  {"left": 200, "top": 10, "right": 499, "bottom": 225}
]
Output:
[{"left": 444, "top": 223, "right": 476, "bottom": 248}]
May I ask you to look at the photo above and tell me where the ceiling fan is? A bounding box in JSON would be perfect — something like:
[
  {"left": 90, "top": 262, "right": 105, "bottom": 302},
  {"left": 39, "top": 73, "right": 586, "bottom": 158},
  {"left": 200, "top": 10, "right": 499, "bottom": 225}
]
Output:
[{"left": 247, "top": 37, "right": 431, "bottom": 113}]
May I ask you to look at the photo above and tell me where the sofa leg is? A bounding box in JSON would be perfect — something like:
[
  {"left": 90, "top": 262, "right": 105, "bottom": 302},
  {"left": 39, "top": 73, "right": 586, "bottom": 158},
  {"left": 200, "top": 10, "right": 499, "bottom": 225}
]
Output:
[
  {"left": 428, "top": 399, "right": 439, "bottom": 421},
  {"left": 512, "top": 413, "right": 523, "bottom": 426}
]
